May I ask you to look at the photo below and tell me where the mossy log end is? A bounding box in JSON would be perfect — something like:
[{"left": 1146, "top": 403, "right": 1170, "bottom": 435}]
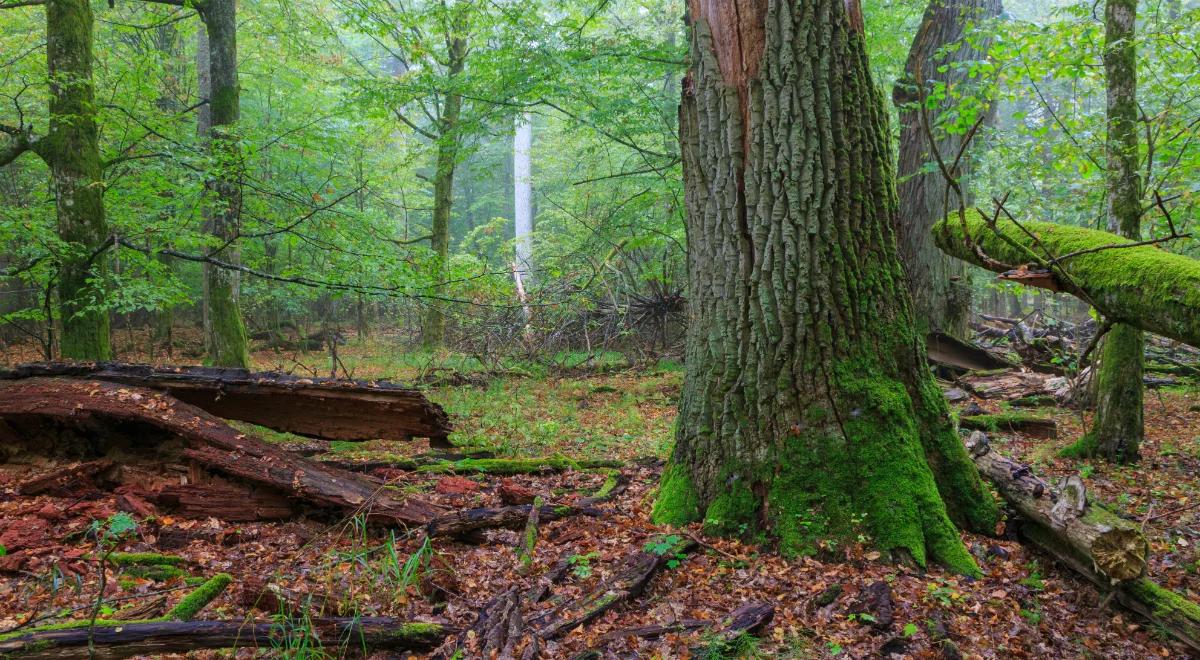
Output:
[
  {"left": 0, "top": 362, "right": 452, "bottom": 443},
  {"left": 933, "top": 212, "right": 1200, "bottom": 348},
  {"left": 965, "top": 432, "right": 1147, "bottom": 582},
  {"left": 0, "top": 378, "right": 444, "bottom": 527},
  {"left": 0, "top": 618, "right": 448, "bottom": 659}
]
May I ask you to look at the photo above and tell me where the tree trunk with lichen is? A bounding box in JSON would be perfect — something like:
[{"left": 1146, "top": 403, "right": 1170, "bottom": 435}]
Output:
[
  {"left": 893, "top": 0, "right": 1001, "bottom": 339},
  {"left": 652, "top": 0, "right": 997, "bottom": 574},
  {"left": 198, "top": 0, "right": 250, "bottom": 367},
  {"left": 1081, "top": 0, "right": 1143, "bottom": 463},
  {"left": 421, "top": 36, "right": 467, "bottom": 349},
  {"left": 46, "top": 0, "right": 111, "bottom": 360}
]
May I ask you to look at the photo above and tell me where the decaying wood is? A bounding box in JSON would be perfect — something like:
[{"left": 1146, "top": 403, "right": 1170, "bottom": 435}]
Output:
[
  {"left": 959, "top": 414, "right": 1058, "bottom": 438},
  {"left": 0, "top": 617, "right": 449, "bottom": 659},
  {"left": 531, "top": 537, "right": 698, "bottom": 640},
  {"left": 960, "top": 370, "right": 1055, "bottom": 400},
  {"left": 698, "top": 601, "right": 775, "bottom": 646},
  {"left": 0, "top": 379, "right": 444, "bottom": 527},
  {"left": 12, "top": 459, "right": 114, "bottom": 495},
  {"left": 926, "top": 332, "right": 1014, "bottom": 372},
  {"left": 425, "top": 503, "right": 598, "bottom": 539},
  {"left": 240, "top": 576, "right": 336, "bottom": 617},
  {"left": 155, "top": 483, "right": 296, "bottom": 522},
  {"left": 597, "top": 619, "right": 709, "bottom": 642},
  {"left": 0, "top": 362, "right": 451, "bottom": 443},
  {"left": 965, "top": 431, "right": 1147, "bottom": 583}
]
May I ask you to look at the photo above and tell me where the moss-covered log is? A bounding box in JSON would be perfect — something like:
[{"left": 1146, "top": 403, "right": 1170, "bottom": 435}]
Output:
[
  {"left": 964, "top": 432, "right": 1146, "bottom": 582},
  {"left": 959, "top": 412, "right": 1057, "bottom": 438},
  {"left": 0, "top": 618, "right": 448, "bottom": 659},
  {"left": 656, "top": 0, "right": 997, "bottom": 575},
  {"left": 933, "top": 212, "right": 1200, "bottom": 348}
]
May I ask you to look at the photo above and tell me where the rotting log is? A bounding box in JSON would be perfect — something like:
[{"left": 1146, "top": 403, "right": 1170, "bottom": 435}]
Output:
[
  {"left": 320, "top": 455, "right": 622, "bottom": 475},
  {"left": 0, "top": 617, "right": 449, "bottom": 659},
  {"left": 964, "top": 431, "right": 1146, "bottom": 582},
  {"left": 0, "top": 362, "right": 451, "bottom": 443},
  {"left": 531, "top": 537, "right": 698, "bottom": 640},
  {"left": 12, "top": 459, "right": 114, "bottom": 495},
  {"left": 155, "top": 483, "right": 296, "bottom": 521},
  {"left": 926, "top": 332, "right": 1014, "bottom": 372},
  {"left": 425, "top": 503, "right": 599, "bottom": 539},
  {"left": 0, "top": 378, "right": 444, "bottom": 527},
  {"left": 965, "top": 431, "right": 1200, "bottom": 651},
  {"left": 959, "top": 413, "right": 1057, "bottom": 439},
  {"left": 934, "top": 212, "right": 1200, "bottom": 348}
]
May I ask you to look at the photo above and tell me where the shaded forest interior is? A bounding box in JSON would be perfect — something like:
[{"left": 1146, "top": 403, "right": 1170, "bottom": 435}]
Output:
[{"left": 3, "top": 0, "right": 1200, "bottom": 657}]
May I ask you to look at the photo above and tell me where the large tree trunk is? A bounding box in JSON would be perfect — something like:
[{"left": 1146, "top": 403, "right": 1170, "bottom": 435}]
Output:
[
  {"left": 46, "top": 0, "right": 111, "bottom": 360},
  {"left": 932, "top": 213, "right": 1200, "bottom": 347},
  {"left": 1085, "top": 0, "right": 1143, "bottom": 463},
  {"left": 198, "top": 0, "right": 250, "bottom": 367},
  {"left": 422, "top": 36, "right": 467, "bottom": 349},
  {"left": 893, "top": 0, "right": 1001, "bottom": 339},
  {"left": 652, "top": 0, "right": 997, "bottom": 573}
]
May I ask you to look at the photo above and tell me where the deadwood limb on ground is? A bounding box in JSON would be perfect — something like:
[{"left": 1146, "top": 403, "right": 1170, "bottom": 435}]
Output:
[
  {"left": 965, "top": 431, "right": 1200, "bottom": 651},
  {"left": 958, "top": 413, "right": 1057, "bottom": 438},
  {"left": 0, "top": 362, "right": 451, "bottom": 442},
  {"left": 530, "top": 537, "right": 698, "bottom": 640},
  {"left": 0, "top": 618, "right": 449, "bottom": 659},
  {"left": 0, "top": 378, "right": 444, "bottom": 526},
  {"left": 425, "top": 502, "right": 600, "bottom": 538},
  {"left": 934, "top": 213, "right": 1200, "bottom": 348}
]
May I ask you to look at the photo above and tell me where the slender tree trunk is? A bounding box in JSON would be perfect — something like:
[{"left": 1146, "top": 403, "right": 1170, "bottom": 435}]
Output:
[
  {"left": 45, "top": 0, "right": 111, "bottom": 359},
  {"left": 1080, "top": 0, "right": 1143, "bottom": 463},
  {"left": 653, "top": 0, "right": 996, "bottom": 572},
  {"left": 893, "top": 0, "right": 1001, "bottom": 339},
  {"left": 513, "top": 112, "right": 533, "bottom": 278},
  {"left": 421, "top": 36, "right": 466, "bottom": 349},
  {"left": 198, "top": 0, "right": 249, "bottom": 367}
]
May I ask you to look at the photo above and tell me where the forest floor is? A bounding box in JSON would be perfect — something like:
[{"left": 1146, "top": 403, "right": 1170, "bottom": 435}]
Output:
[{"left": 0, "top": 333, "right": 1196, "bottom": 657}]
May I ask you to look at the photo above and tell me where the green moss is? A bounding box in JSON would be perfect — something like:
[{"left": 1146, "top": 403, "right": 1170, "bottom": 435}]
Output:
[
  {"left": 703, "top": 479, "right": 758, "bottom": 536},
  {"left": 1090, "top": 323, "right": 1144, "bottom": 463},
  {"left": 933, "top": 212, "right": 1200, "bottom": 347},
  {"left": 166, "top": 573, "right": 232, "bottom": 620},
  {"left": 109, "top": 552, "right": 184, "bottom": 567},
  {"left": 123, "top": 565, "right": 187, "bottom": 581},
  {"left": 958, "top": 412, "right": 1053, "bottom": 433},
  {"left": 0, "top": 619, "right": 131, "bottom": 642},
  {"left": 591, "top": 471, "right": 620, "bottom": 499},
  {"left": 1059, "top": 430, "right": 1098, "bottom": 458},
  {"left": 416, "top": 457, "right": 621, "bottom": 475},
  {"left": 1125, "top": 578, "right": 1200, "bottom": 626},
  {"left": 651, "top": 462, "right": 700, "bottom": 526}
]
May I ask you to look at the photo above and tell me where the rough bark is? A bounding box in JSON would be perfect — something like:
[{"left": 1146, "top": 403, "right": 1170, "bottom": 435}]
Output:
[
  {"left": 422, "top": 35, "right": 467, "bottom": 349},
  {"left": 424, "top": 502, "right": 596, "bottom": 539},
  {"left": 1088, "top": 0, "right": 1144, "bottom": 463},
  {"left": 0, "top": 618, "right": 448, "bottom": 659},
  {"left": 893, "top": 0, "right": 1002, "bottom": 338},
  {"left": 654, "top": 0, "right": 997, "bottom": 573},
  {"left": 0, "top": 362, "right": 452, "bottom": 442},
  {"left": 198, "top": 0, "right": 250, "bottom": 367},
  {"left": 155, "top": 482, "right": 297, "bottom": 521},
  {"left": 964, "top": 431, "right": 1147, "bottom": 582},
  {"left": 45, "top": 0, "right": 111, "bottom": 359},
  {"left": 933, "top": 213, "right": 1200, "bottom": 348},
  {"left": 0, "top": 378, "right": 445, "bottom": 526}
]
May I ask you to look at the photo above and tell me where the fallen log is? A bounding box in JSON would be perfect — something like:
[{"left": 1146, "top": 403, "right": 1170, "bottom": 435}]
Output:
[
  {"left": 0, "top": 617, "right": 449, "bottom": 659},
  {"left": 959, "top": 370, "right": 1054, "bottom": 401},
  {"left": 531, "top": 537, "right": 697, "bottom": 640},
  {"left": 926, "top": 332, "right": 1014, "bottom": 372},
  {"left": 0, "top": 362, "right": 451, "bottom": 443},
  {"left": 0, "top": 379, "right": 444, "bottom": 527},
  {"left": 959, "top": 413, "right": 1057, "bottom": 439},
  {"left": 155, "top": 483, "right": 296, "bottom": 522},
  {"left": 425, "top": 503, "right": 598, "bottom": 539},
  {"left": 965, "top": 431, "right": 1146, "bottom": 582},
  {"left": 965, "top": 430, "right": 1200, "bottom": 651},
  {"left": 934, "top": 212, "right": 1200, "bottom": 348},
  {"left": 12, "top": 459, "right": 114, "bottom": 495}
]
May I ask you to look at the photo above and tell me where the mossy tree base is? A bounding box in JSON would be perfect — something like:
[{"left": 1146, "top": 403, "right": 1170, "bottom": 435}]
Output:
[{"left": 655, "top": 0, "right": 997, "bottom": 574}]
